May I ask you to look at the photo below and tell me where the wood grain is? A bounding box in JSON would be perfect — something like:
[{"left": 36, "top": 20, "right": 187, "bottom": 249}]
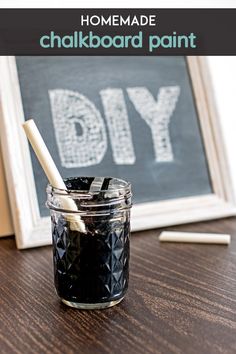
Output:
[{"left": 1, "top": 218, "right": 236, "bottom": 354}]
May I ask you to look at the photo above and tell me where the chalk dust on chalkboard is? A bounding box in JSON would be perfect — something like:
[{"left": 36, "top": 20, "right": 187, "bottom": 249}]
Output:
[{"left": 16, "top": 56, "right": 212, "bottom": 217}]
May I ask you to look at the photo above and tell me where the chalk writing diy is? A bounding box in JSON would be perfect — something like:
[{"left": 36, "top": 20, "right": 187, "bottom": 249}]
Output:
[{"left": 49, "top": 86, "right": 180, "bottom": 168}]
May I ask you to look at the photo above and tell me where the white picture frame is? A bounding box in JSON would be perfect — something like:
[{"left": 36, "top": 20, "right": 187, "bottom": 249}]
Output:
[
  {"left": 0, "top": 56, "right": 235, "bottom": 249},
  {"left": 0, "top": 145, "right": 14, "bottom": 237}
]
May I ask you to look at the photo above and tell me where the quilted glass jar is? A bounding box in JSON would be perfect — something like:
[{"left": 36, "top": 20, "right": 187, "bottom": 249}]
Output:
[{"left": 46, "top": 177, "right": 132, "bottom": 310}]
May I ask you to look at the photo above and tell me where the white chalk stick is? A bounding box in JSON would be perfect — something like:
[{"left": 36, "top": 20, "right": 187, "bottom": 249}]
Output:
[
  {"left": 22, "top": 119, "right": 86, "bottom": 233},
  {"left": 159, "top": 231, "right": 231, "bottom": 245}
]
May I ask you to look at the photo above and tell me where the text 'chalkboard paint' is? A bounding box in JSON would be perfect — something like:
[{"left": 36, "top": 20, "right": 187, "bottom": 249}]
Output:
[{"left": 16, "top": 57, "right": 212, "bottom": 217}]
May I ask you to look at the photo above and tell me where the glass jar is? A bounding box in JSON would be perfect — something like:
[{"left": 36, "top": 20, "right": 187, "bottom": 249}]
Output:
[{"left": 46, "top": 176, "right": 132, "bottom": 310}]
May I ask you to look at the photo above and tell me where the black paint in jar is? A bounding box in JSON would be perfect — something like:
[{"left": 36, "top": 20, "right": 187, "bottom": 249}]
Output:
[{"left": 47, "top": 177, "right": 132, "bottom": 309}]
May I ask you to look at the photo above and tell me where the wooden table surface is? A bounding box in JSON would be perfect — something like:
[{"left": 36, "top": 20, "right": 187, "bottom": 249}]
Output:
[{"left": 1, "top": 217, "right": 236, "bottom": 354}]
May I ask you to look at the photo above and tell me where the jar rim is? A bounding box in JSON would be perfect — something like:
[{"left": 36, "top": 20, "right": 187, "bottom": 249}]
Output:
[{"left": 47, "top": 176, "right": 131, "bottom": 197}]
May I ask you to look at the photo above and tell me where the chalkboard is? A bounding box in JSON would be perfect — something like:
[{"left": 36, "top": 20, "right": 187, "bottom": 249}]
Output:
[{"left": 16, "top": 56, "right": 212, "bottom": 217}]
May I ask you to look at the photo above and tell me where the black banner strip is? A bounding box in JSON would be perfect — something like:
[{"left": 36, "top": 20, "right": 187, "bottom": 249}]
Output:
[{"left": 0, "top": 9, "right": 235, "bottom": 55}]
